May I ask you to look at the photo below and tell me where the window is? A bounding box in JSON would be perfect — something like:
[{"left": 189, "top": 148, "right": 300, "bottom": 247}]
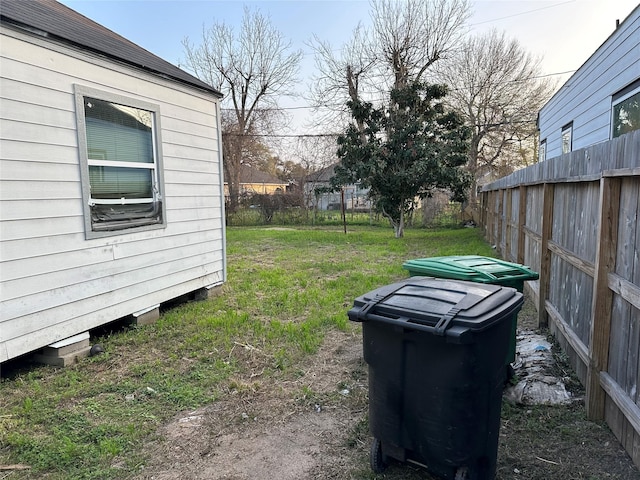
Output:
[
  {"left": 539, "top": 139, "right": 547, "bottom": 162},
  {"left": 561, "top": 122, "right": 573, "bottom": 154},
  {"left": 75, "top": 86, "right": 165, "bottom": 237},
  {"left": 612, "top": 79, "right": 640, "bottom": 138}
]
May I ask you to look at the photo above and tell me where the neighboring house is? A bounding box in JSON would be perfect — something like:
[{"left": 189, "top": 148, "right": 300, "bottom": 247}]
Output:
[
  {"left": 0, "top": 0, "right": 226, "bottom": 363},
  {"left": 224, "top": 164, "right": 289, "bottom": 200},
  {"left": 304, "top": 164, "right": 371, "bottom": 211},
  {"left": 537, "top": 5, "right": 639, "bottom": 160}
]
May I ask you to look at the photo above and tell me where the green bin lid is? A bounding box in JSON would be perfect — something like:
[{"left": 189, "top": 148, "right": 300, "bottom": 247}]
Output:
[{"left": 402, "top": 255, "right": 539, "bottom": 284}]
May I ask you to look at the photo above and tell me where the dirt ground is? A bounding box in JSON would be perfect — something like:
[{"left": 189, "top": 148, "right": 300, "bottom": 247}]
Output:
[
  {"left": 133, "top": 305, "right": 640, "bottom": 480},
  {"left": 133, "top": 329, "right": 368, "bottom": 480}
]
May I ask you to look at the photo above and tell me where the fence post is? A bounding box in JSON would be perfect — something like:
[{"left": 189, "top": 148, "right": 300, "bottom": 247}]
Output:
[
  {"left": 517, "top": 185, "right": 527, "bottom": 265},
  {"left": 497, "top": 190, "right": 504, "bottom": 255},
  {"left": 506, "top": 188, "right": 513, "bottom": 262},
  {"left": 587, "top": 176, "right": 621, "bottom": 420},
  {"left": 538, "top": 182, "right": 554, "bottom": 328},
  {"left": 486, "top": 191, "right": 494, "bottom": 246},
  {"left": 480, "top": 191, "right": 487, "bottom": 232}
]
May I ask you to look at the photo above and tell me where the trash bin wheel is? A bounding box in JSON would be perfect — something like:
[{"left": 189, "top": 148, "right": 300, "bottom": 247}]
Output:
[
  {"left": 370, "top": 437, "right": 387, "bottom": 474},
  {"left": 454, "top": 466, "right": 469, "bottom": 480}
]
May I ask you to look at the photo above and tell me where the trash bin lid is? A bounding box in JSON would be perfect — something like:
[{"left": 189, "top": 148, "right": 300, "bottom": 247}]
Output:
[
  {"left": 349, "top": 276, "right": 523, "bottom": 339},
  {"left": 402, "top": 255, "right": 539, "bottom": 284}
]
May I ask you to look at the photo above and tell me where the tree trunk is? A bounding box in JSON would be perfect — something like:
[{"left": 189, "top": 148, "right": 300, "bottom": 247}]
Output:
[
  {"left": 468, "top": 137, "right": 480, "bottom": 205},
  {"left": 394, "top": 214, "right": 404, "bottom": 238},
  {"left": 224, "top": 136, "right": 245, "bottom": 214}
]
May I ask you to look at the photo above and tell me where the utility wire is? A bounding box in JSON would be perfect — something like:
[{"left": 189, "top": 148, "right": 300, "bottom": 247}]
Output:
[
  {"left": 303, "top": 1, "right": 577, "bottom": 57},
  {"left": 218, "top": 3, "right": 580, "bottom": 136},
  {"left": 225, "top": 118, "right": 538, "bottom": 139},
  {"left": 469, "top": 0, "right": 577, "bottom": 26},
  {"left": 220, "top": 68, "right": 576, "bottom": 113},
  {"left": 225, "top": 133, "right": 339, "bottom": 138}
]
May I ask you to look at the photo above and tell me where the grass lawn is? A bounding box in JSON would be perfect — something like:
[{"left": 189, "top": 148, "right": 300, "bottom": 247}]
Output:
[
  {"left": 4, "top": 225, "right": 635, "bottom": 480},
  {"left": 0, "top": 226, "right": 494, "bottom": 479}
]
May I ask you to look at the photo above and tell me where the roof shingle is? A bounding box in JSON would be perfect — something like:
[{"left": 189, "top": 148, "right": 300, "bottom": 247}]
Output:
[
  {"left": 237, "top": 165, "right": 287, "bottom": 185},
  {"left": 0, "top": 0, "right": 221, "bottom": 96}
]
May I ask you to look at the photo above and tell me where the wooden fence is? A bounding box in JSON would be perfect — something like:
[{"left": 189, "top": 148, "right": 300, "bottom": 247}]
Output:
[{"left": 481, "top": 129, "right": 640, "bottom": 467}]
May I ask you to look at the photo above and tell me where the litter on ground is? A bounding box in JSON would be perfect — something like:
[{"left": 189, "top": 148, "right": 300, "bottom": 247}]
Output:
[{"left": 504, "top": 330, "right": 573, "bottom": 406}]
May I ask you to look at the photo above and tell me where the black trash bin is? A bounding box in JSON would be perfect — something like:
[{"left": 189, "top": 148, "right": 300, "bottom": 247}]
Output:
[
  {"left": 348, "top": 276, "right": 524, "bottom": 480},
  {"left": 402, "top": 256, "right": 539, "bottom": 368}
]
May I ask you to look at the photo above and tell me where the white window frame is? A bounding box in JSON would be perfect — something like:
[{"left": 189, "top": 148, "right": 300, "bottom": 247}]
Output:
[
  {"left": 539, "top": 138, "right": 547, "bottom": 162},
  {"left": 611, "top": 78, "right": 640, "bottom": 139},
  {"left": 74, "top": 85, "right": 166, "bottom": 239},
  {"left": 561, "top": 122, "right": 573, "bottom": 154}
]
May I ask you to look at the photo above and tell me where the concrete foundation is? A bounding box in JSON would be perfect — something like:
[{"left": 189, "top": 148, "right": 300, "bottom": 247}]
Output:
[
  {"left": 33, "top": 332, "right": 92, "bottom": 367},
  {"left": 131, "top": 304, "right": 160, "bottom": 326},
  {"left": 194, "top": 283, "right": 223, "bottom": 301}
]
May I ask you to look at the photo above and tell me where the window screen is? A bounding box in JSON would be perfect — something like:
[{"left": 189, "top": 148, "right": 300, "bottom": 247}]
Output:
[
  {"left": 612, "top": 90, "right": 639, "bottom": 138},
  {"left": 75, "top": 86, "right": 165, "bottom": 237},
  {"left": 561, "top": 123, "right": 572, "bottom": 154},
  {"left": 539, "top": 139, "right": 546, "bottom": 162}
]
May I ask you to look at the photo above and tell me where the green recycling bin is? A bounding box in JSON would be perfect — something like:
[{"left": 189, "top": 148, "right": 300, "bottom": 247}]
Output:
[{"left": 402, "top": 255, "right": 538, "bottom": 366}]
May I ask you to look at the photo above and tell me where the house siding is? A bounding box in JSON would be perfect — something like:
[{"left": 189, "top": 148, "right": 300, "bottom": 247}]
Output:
[
  {"left": 538, "top": 6, "right": 640, "bottom": 158},
  {"left": 0, "top": 28, "right": 226, "bottom": 362}
]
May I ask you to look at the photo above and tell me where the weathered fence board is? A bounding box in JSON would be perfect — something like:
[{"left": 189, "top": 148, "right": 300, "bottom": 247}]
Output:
[
  {"left": 588, "top": 177, "right": 621, "bottom": 420},
  {"left": 481, "top": 129, "right": 640, "bottom": 468}
]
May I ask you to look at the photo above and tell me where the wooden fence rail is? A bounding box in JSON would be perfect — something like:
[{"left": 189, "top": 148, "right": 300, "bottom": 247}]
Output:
[{"left": 481, "top": 129, "right": 640, "bottom": 467}]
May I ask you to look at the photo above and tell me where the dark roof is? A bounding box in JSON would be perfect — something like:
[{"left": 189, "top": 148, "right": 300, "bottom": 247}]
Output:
[
  {"left": 0, "top": 0, "right": 221, "bottom": 96},
  {"left": 238, "top": 165, "right": 287, "bottom": 185},
  {"left": 305, "top": 163, "right": 337, "bottom": 183}
]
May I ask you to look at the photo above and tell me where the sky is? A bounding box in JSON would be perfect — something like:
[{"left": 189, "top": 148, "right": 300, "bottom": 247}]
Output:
[{"left": 59, "top": 0, "right": 639, "bottom": 135}]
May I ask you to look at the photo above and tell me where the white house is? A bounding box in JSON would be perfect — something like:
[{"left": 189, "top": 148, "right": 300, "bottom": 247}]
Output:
[
  {"left": 304, "top": 164, "right": 372, "bottom": 211},
  {"left": 537, "top": 5, "right": 639, "bottom": 160},
  {"left": 0, "top": 0, "right": 226, "bottom": 363}
]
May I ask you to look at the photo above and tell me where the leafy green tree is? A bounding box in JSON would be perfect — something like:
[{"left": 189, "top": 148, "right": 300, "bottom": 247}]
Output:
[{"left": 333, "top": 82, "right": 471, "bottom": 237}]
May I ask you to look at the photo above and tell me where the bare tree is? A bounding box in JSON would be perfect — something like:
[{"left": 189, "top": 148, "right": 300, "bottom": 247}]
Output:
[
  {"left": 370, "top": 0, "right": 471, "bottom": 89},
  {"left": 307, "top": 25, "right": 376, "bottom": 130},
  {"left": 284, "top": 135, "right": 340, "bottom": 210},
  {"left": 182, "top": 7, "right": 302, "bottom": 212},
  {"left": 436, "top": 29, "right": 557, "bottom": 203},
  {"left": 309, "top": 0, "right": 470, "bottom": 130}
]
